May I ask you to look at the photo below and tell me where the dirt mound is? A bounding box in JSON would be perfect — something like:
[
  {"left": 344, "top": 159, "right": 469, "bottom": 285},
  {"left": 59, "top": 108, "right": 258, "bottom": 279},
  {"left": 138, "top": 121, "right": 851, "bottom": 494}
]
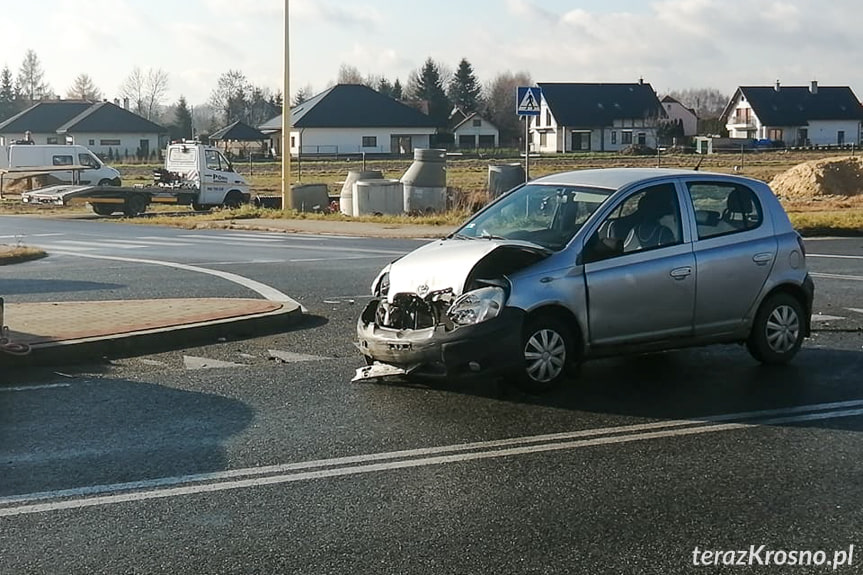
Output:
[{"left": 770, "top": 156, "right": 863, "bottom": 200}]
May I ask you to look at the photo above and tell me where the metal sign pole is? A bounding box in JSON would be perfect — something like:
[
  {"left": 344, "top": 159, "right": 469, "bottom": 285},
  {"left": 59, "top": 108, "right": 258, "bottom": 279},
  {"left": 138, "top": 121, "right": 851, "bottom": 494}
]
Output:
[{"left": 524, "top": 117, "right": 529, "bottom": 183}]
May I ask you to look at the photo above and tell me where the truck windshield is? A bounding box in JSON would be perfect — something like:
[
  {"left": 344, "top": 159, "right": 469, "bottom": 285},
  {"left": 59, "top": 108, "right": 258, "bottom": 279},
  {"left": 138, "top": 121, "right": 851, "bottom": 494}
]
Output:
[{"left": 455, "top": 183, "right": 612, "bottom": 251}]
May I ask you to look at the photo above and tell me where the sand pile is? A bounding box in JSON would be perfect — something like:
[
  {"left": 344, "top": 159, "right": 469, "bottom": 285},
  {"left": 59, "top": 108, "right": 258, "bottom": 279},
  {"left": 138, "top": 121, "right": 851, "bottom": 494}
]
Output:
[{"left": 770, "top": 156, "right": 863, "bottom": 199}]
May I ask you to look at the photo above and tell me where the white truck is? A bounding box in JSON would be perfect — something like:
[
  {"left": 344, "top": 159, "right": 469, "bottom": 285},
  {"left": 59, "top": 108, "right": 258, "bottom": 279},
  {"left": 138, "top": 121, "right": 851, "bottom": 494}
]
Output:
[
  {"left": 1, "top": 143, "right": 122, "bottom": 186},
  {"left": 20, "top": 142, "right": 250, "bottom": 216}
]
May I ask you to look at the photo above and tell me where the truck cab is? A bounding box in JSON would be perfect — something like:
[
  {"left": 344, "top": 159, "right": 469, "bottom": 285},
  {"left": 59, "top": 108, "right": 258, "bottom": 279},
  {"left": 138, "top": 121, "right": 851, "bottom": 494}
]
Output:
[{"left": 165, "top": 143, "right": 250, "bottom": 208}]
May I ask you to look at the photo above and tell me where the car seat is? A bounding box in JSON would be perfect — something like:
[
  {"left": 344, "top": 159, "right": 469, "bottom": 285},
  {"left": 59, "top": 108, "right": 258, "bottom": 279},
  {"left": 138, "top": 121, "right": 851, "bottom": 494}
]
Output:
[
  {"left": 623, "top": 191, "right": 676, "bottom": 251},
  {"left": 722, "top": 188, "right": 755, "bottom": 229}
]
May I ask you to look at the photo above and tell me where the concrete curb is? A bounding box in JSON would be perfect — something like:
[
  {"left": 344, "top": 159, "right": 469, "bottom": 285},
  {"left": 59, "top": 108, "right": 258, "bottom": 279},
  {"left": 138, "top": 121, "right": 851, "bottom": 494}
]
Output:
[{"left": 0, "top": 303, "right": 303, "bottom": 368}]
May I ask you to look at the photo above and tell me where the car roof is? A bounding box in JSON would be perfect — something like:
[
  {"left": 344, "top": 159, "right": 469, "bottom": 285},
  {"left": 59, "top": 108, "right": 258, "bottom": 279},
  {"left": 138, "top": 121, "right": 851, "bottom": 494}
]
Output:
[{"left": 531, "top": 167, "right": 735, "bottom": 191}]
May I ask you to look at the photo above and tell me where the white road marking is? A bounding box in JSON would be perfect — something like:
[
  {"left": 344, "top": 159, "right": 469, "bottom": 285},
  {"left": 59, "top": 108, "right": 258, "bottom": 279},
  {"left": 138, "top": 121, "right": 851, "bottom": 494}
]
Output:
[
  {"left": 177, "top": 235, "right": 283, "bottom": 243},
  {"left": 808, "top": 253, "right": 863, "bottom": 260},
  {"left": 55, "top": 240, "right": 150, "bottom": 249},
  {"left": 811, "top": 314, "right": 846, "bottom": 322},
  {"left": 183, "top": 356, "right": 246, "bottom": 370},
  {"left": 1, "top": 399, "right": 862, "bottom": 517},
  {"left": 37, "top": 251, "right": 302, "bottom": 307},
  {"left": 0, "top": 383, "right": 71, "bottom": 392},
  {"left": 847, "top": 308, "right": 863, "bottom": 314},
  {"left": 811, "top": 272, "right": 863, "bottom": 282},
  {"left": 26, "top": 243, "right": 98, "bottom": 252}
]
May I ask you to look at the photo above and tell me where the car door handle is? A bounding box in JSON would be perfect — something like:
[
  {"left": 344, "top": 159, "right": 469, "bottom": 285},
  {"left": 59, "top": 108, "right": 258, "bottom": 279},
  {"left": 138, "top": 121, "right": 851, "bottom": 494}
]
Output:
[
  {"left": 670, "top": 266, "right": 692, "bottom": 280},
  {"left": 753, "top": 252, "right": 774, "bottom": 266}
]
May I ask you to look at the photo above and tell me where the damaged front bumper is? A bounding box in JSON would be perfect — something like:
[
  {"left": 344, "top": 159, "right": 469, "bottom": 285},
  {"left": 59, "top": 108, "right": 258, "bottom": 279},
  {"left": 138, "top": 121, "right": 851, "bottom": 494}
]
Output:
[{"left": 355, "top": 301, "right": 525, "bottom": 379}]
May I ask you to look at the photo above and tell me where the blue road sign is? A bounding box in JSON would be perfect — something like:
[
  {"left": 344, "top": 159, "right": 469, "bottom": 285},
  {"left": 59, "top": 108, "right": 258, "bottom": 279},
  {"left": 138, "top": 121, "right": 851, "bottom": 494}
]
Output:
[{"left": 516, "top": 86, "right": 542, "bottom": 116}]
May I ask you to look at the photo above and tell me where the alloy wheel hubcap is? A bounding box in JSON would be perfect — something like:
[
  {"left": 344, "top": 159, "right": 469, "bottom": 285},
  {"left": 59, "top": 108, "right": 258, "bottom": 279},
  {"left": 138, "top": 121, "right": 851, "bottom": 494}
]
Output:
[
  {"left": 524, "top": 329, "right": 566, "bottom": 383},
  {"left": 765, "top": 305, "right": 800, "bottom": 353}
]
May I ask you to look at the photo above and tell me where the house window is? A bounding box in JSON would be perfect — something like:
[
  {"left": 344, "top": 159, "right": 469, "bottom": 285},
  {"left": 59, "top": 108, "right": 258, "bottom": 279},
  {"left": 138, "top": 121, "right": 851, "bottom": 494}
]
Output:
[
  {"left": 100, "top": 139, "right": 121, "bottom": 146},
  {"left": 539, "top": 132, "right": 547, "bottom": 147},
  {"left": 838, "top": 131, "right": 845, "bottom": 145},
  {"left": 472, "top": 119, "right": 482, "bottom": 127},
  {"left": 290, "top": 136, "right": 296, "bottom": 148},
  {"left": 767, "top": 128, "right": 783, "bottom": 141},
  {"left": 621, "top": 131, "right": 633, "bottom": 145},
  {"left": 637, "top": 133, "right": 646, "bottom": 145},
  {"left": 46, "top": 137, "right": 59, "bottom": 144},
  {"left": 89, "top": 139, "right": 95, "bottom": 146},
  {"left": 611, "top": 131, "right": 617, "bottom": 145},
  {"left": 545, "top": 109, "right": 552, "bottom": 126},
  {"left": 362, "top": 136, "right": 377, "bottom": 148}
]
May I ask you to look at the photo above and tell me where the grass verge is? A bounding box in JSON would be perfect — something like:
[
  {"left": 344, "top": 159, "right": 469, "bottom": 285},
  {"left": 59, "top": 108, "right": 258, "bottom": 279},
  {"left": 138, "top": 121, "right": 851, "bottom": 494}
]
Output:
[{"left": 0, "top": 245, "right": 47, "bottom": 266}]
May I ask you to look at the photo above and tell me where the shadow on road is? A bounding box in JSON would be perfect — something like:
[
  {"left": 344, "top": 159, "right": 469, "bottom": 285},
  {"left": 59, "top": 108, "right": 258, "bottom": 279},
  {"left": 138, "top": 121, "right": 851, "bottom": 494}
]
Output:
[
  {"left": 385, "top": 343, "right": 863, "bottom": 432},
  {"left": 0, "top": 278, "right": 125, "bottom": 296},
  {"left": 0, "top": 379, "right": 254, "bottom": 497}
]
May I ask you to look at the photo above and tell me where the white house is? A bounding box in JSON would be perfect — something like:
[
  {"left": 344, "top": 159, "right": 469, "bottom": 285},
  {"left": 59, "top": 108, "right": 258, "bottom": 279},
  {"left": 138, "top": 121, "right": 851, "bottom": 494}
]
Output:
[
  {"left": 0, "top": 100, "right": 167, "bottom": 158},
  {"left": 261, "top": 84, "right": 438, "bottom": 157},
  {"left": 722, "top": 81, "right": 863, "bottom": 146},
  {"left": 531, "top": 81, "right": 665, "bottom": 153},
  {"left": 661, "top": 95, "right": 698, "bottom": 137},
  {"left": 451, "top": 112, "right": 499, "bottom": 149}
]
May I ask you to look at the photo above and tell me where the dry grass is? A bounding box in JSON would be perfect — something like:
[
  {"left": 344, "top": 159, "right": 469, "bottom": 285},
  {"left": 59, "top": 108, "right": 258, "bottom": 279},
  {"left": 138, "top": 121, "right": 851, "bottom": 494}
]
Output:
[{"left": 0, "top": 244, "right": 47, "bottom": 265}]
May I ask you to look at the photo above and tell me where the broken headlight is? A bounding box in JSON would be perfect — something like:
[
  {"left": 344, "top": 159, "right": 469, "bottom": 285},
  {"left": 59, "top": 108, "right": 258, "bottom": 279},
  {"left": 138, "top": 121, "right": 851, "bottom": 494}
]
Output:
[{"left": 447, "top": 287, "right": 505, "bottom": 327}]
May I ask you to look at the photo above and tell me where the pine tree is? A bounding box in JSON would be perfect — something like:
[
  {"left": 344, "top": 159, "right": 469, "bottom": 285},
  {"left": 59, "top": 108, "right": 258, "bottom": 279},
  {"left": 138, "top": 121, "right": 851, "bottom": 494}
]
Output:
[
  {"left": 66, "top": 74, "right": 102, "bottom": 101},
  {"left": 0, "top": 65, "right": 18, "bottom": 121},
  {"left": 171, "top": 96, "right": 193, "bottom": 140},
  {"left": 392, "top": 79, "right": 403, "bottom": 100},
  {"left": 448, "top": 58, "right": 483, "bottom": 113},
  {"left": 17, "top": 49, "right": 51, "bottom": 102},
  {"left": 411, "top": 58, "right": 451, "bottom": 126}
]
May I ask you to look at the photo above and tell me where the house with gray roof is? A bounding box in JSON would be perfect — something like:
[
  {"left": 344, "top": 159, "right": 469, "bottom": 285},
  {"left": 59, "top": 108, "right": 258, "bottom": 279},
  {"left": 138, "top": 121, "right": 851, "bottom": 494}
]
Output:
[
  {"left": 259, "top": 84, "right": 438, "bottom": 157},
  {"left": 0, "top": 100, "right": 167, "bottom": 158},
  {"left": 532, "top": 81, "right": 664, "bottom": 153},
  {"left": 722, "top": 81, "right": 863, "bottom": 147}
]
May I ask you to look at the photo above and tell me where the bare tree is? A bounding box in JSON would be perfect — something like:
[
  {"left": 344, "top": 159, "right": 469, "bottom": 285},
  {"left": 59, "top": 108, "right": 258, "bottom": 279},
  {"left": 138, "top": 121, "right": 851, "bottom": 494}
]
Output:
[
  {"left": 484, "top": 71, "right": 532, "bottom": 146},
  {"left": 119, "top": 67, "right": 146, "bottom": 115},
  {"left": 209, "top": 69, "right": 251, "bottom": 124},
  {"left": 119, "top": 67, "right": 169, "bottom": 119},
  {"left": 17, "top": 49, "right": 51, "bottom": 102},
  {"left": 143, "top": 68, "right": 169, "bottom": 121},
  {"left": 66, "top": 74, "right": 102, "bottom": 101},
  {"left": 337, "top": 64, "right": 364, "bottom": 85}
]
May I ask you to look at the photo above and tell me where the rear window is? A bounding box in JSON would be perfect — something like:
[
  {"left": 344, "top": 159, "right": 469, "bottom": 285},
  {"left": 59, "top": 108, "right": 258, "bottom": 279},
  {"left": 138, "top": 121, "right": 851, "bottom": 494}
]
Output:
[{"left": 687, "top": 182, "right": 763, "bottom": 239}]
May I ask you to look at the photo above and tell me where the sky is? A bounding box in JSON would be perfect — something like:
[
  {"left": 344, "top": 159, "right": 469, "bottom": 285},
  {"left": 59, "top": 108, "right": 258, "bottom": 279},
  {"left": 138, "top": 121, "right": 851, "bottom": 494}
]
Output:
[{"left": 0, "top": 0, "right": 861, "bottom": 108}]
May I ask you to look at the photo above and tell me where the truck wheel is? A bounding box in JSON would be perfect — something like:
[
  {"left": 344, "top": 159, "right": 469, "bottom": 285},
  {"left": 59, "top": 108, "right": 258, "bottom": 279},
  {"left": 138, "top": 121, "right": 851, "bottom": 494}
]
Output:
[
  {"left": 123, "top": 194, "right": 148, "bottom": 217},
  {"left": 223, "top": 190, "right": 245, "bottom": 209},
  {"left": 192, "top": 202, "right": 210, "bottom": 212},
  {"left": 98, "top": 178, "right": 120, "bottom": 187},
  {"left": 91, "top": 203, "right": 115, "bottom": 216}
]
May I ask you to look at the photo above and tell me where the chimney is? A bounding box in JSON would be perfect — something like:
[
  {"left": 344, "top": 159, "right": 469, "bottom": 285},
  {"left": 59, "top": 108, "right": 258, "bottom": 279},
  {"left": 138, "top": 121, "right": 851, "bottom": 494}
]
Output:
[
  {"left": 810, "top": 80, "right": 818, "bottom": 94},
  {"left": 638, "top": 76, "right": 644, "bottom": 85},
  {"left": 774, "top": 80, "right": 780, "bottom": 92},
  {"left": 113, "top": 98, "right": 120, "bottom": 105},
  {"left": 123, "top": 97, "right": 129, "bottom": 110}
]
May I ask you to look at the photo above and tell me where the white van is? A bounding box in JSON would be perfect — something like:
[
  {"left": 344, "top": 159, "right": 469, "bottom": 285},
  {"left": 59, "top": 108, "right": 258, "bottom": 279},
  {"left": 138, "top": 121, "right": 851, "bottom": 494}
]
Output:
[{"left": 1, "top": 144, "right": 121, "bottom": 186}]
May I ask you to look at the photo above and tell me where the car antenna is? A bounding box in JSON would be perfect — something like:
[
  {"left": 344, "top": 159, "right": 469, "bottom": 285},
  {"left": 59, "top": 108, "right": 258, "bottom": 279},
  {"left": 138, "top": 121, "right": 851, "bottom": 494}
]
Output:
[{"left": 693, "top": 154, "right": 704, "bottom": 171}]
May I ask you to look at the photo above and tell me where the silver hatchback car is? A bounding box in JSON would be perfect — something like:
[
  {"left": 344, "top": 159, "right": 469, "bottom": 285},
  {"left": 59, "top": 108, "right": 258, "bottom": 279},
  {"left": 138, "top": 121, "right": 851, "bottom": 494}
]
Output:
[{"left": 356, "top": 168, "right": 814, "bottom": 392}]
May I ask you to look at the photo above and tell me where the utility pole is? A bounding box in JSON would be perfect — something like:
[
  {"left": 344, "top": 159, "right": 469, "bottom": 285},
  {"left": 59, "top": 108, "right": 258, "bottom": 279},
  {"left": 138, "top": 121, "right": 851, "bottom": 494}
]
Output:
[{"left": 281, "top": 0, "right": 292, "bottom": 212}]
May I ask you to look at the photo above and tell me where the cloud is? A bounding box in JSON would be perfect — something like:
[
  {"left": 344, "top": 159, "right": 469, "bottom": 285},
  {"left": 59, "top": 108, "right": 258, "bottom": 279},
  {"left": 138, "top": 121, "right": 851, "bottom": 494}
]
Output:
[{"left": 292, "top": 0, "right": 382, "bottom": 28}]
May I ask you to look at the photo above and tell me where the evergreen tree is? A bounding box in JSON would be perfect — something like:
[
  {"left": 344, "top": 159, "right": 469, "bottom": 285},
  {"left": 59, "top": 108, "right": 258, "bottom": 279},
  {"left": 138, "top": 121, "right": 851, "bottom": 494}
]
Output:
[
  {"left": 0, "top": 65, "right": 18, "bottom": 121},
  {"left": 410, "top": 58, "right": 451, "bottom": 126},
  {"left": 377, "top": 77, "right": 394, "bottom": 98},
  {"left": 392, "top": 78, "right": 403, "bottom": 100},
  {"left": 448, "top": 58, "right": 483, "bottom": 113},
  {"left": 171, "top": 96, "right": 193, "bottom": 140}
]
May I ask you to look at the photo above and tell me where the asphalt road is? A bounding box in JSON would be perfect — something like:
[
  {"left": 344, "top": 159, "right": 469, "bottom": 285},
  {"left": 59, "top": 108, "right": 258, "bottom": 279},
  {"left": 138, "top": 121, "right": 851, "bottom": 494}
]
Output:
[{"left": 1, "top": 216, "right": 862, "bottom": 575}]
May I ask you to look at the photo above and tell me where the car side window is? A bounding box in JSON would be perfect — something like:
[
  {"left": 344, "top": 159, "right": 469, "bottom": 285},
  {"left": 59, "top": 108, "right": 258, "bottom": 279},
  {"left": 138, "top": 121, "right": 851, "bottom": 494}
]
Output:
[
  {"left": 687, "top": 182, "right": 763, "bottom": 239},
  {"left": 205, "top": 150, "right": 221, "bottom": 171},
  {"left": 52, "top": 155, "right": 73, "bottom": 166},
  {"left": 583, "top": 183, "right": 682, "bottom": 263}
]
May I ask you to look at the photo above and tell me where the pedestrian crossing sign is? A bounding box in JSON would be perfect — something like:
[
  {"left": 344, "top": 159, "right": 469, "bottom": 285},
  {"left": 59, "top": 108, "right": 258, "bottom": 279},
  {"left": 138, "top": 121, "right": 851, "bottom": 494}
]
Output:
[{"left": 516, "top": 86, "right": 542, "bottom": 116}]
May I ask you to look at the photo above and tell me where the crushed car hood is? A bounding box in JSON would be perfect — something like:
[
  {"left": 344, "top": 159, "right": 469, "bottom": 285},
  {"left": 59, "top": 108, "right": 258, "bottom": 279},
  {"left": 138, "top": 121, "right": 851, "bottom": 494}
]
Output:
[{"left": 385, "top": 238, "right": 550, "bottom": 301}]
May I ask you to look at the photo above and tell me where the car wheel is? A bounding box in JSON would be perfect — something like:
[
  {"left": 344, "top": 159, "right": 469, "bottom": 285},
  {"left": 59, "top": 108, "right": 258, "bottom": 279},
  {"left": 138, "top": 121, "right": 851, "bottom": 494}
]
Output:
[
  {"left": 746, "top": 293, "right": 804, "bottom": 364},
  {"left": 511, "top": 315, "right": 574, "bottom": 393}
]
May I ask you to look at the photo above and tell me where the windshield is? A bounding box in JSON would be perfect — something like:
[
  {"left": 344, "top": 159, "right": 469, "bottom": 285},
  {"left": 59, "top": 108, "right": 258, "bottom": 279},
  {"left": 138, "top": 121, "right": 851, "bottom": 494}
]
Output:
[{"left": 455, "top": 183, "right": 613, "bottom": 250}]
